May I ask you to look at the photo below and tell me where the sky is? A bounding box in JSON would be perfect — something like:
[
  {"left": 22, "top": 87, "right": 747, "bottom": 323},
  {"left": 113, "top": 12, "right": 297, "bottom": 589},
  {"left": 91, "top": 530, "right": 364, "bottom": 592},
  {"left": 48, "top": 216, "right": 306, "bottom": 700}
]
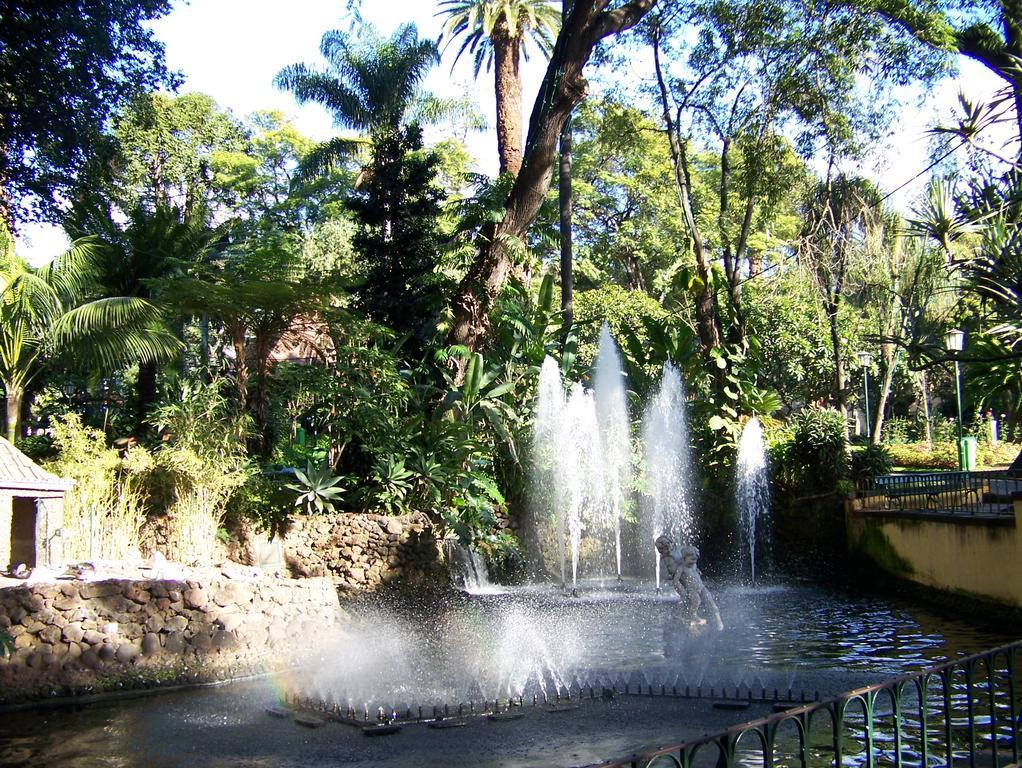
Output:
[{"left": 14, "top": 0, "right": 1009, "bottom": 264}]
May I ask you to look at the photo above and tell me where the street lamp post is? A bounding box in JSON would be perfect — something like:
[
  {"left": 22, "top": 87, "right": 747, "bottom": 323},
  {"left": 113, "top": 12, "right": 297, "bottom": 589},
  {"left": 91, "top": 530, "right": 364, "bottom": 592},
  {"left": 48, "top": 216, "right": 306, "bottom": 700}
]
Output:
[
  {"left": 945, "top": 329, "right": 965, "bottom": 468},
  {"left": 857, "top": 351, "right": 872, "bottom": 441}
]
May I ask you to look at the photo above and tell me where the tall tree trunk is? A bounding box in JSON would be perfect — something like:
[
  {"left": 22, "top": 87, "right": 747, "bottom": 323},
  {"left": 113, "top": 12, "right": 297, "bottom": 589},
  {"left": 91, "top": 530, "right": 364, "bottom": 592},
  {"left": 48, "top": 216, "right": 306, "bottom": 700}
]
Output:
[
  {"left": 559, "top": 113, "right": 574, "bottom": 330},
  {"left": 919, "top": 369, "right": 932, "bottom": 449},
  {"left": 493, "top": 26, "right": 523, "bottom": 179},
  {"left": 3, "top": 381, "right": 23, "bottom": 445},
  {"left": 651, "top": 27, "right": 721, "bottom": 351},
  {"left": 827, "top": 299, "right": 849, "bottom": 443},
  {"left": 446, "top": 0, "right": 656, "bottom": 377},
  {"left": 871, "top": 346, "right": 899, "bottom": 444},
  {"left": 231, "top": 323, "right": 249, "bottom": 416},
  {"left": 136, "top": 360, "right": 158, "bottom": 435}
]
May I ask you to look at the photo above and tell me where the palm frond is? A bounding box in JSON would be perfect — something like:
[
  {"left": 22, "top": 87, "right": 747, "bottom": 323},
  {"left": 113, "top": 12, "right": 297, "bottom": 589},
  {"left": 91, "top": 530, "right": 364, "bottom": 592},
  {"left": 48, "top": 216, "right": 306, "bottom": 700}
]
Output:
[
  {"left": 295, "top": 136, "right": 367, "bottom": 183},
  {"left": 51, "top": 297, "right": 169, "bottom": 347}
]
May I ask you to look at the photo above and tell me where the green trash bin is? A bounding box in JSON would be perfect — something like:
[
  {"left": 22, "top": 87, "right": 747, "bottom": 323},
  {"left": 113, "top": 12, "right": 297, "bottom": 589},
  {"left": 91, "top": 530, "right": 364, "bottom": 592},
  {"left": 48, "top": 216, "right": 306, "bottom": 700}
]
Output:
[{"left": 958, "top": 435, "right": 978, "bottom": 470}]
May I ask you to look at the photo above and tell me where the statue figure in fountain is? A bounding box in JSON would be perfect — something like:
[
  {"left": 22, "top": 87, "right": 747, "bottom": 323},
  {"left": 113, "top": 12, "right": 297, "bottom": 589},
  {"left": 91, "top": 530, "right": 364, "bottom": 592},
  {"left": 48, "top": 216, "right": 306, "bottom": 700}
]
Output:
[{"left": 655, "top": 535, "right": 724, "bottom": 635}]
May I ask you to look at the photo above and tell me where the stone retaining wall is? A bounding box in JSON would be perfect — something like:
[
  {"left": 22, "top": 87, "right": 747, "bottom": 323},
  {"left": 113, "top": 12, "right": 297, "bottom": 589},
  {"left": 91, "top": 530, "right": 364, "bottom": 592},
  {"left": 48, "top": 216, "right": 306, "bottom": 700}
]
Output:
[
  {"left": 280, "top": 512, "right": 444, "bottom": 592},
  {"left": 0, "top": 575, "right": 341, "bottom": 703}
]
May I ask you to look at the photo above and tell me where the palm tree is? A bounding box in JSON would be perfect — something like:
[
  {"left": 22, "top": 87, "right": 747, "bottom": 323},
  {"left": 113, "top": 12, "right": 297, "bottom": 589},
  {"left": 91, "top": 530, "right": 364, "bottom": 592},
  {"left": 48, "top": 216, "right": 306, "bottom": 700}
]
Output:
[
  {"left": 799, "top": 174, "right": 884, "bottom": 437},
  {"left": 68, "top": 203, "right": 221, "bottom": 430},
  {"left": 0, "top": 240, "right": 173, "bottom": 444},
  {"left": 438, "top": 0, "right": 560, "bottom": 178},
  {"left": 274, "top": 24, "right": 440, "bottom": 179}
]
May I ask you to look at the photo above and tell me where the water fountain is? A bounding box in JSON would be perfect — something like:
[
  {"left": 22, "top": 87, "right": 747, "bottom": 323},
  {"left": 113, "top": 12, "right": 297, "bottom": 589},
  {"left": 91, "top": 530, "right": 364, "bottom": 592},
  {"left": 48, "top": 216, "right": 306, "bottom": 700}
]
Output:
[
  {"left": 592, "top": 324, "right": 631, "bottom": 581},
  {"left": 531, "top": 326, "right": 631, "bottom": 590},
  {"left": 735, "top": 417, "right": 771, "bottom": 584},
  {"left": 642, "top": 363, "right": 697, "bottom": 590}
]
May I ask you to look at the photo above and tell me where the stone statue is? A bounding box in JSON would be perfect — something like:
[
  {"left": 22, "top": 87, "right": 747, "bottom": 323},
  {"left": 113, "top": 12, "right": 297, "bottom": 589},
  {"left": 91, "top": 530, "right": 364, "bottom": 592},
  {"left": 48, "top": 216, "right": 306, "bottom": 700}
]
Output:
[{"left": 655, "top": 535, "right": 723, "bottom": 635}]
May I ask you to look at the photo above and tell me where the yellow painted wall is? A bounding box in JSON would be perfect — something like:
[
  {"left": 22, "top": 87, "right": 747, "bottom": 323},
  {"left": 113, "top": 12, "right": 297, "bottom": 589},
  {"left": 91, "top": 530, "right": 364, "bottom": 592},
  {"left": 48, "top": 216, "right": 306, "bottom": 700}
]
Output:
[{"left": 847, "top": 500, "right": 1022, "bottom": 608}]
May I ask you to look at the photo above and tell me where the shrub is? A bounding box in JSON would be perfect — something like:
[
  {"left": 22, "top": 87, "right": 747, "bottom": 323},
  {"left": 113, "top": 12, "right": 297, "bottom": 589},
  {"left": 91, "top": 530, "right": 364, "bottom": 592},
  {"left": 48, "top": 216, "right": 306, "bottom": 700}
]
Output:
[
  {"left": 45, "top": 414, "right": 151, "bottom": 561},
  {"left": 149, "top": 382, "right": 254, "bottom": 565},
  {"left": 851, "top": 444, "right": 894, "bottom": 482},
  {"left": 978, "top": 441, "right": 1022, "bottom": 467},
  {"left": 769, "top": 408, "right": 849, "bottom": 497},
  {"left": 885, "top": 442, "right": 958, "bottom": 470}
]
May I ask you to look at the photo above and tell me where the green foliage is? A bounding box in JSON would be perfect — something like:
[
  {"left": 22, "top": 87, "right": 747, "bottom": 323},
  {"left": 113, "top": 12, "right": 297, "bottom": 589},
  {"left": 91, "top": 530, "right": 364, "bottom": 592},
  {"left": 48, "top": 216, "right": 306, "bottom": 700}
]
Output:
[
  {"left": 0, "top": 0, "right": 176, "bottom": 225},
  {"left": 275, "top": 23, "right": 440, "bottom": 177},
  {"left": 45, "top": 413, "right": 152, "bottom": 561},
  {"left": 0, "top": 629, "right": 14, "bottom": 658},
  {"left": 769, "top": 408, "right": 850, "bottom": 497},
  {"left": 438, "top": 0, "right": 560, "bottom": 76},
  {"left": 2, "top": 237, "right": 174, "bottom": 442},
  {"left": 883, "top": 440, "right": 1022, "bottom": 470},
  {"left": 347, "top": 125, "right": 447, "bottom": 337},
  {"left": 572, "top": 285, "right": 669, "bottom": 372},
  {"left": 475, "top": 529, "right": 524, "bottom": 582},
  {"left": 109, "top": 92, "right": 246, "bottom": 219},
  {"left": 370, "top": 455, "right": 415, "bottom": 513},
  {"left": 227, "top": 472, "right": 293, "bottom": 539},
  {"left": 287, "top": 463, "right": 346, "bottom": 514},
  {"left": 851, "top": 443, "right": 894, "bottom": 482},
  {"left": 885, "top": 442, "right": 958, "bottom": 470},
  {"left": 567, "top": 99, "right": 688, "bottom": 292},
  {"left": 149, "top": 381, "right": 254, "bottom": 564}
]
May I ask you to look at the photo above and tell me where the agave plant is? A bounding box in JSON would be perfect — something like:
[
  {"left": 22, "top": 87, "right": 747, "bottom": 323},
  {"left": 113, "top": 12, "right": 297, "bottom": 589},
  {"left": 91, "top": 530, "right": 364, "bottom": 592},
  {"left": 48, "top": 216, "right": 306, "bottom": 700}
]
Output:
[{"left": 286, "top": 462, "right": 346, "bottom": 514}]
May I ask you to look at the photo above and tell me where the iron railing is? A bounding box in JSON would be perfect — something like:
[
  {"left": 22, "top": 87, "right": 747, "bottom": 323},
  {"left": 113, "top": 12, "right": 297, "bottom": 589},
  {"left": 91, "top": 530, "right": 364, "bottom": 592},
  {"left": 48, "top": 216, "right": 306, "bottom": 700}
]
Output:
[
  {"left": 856, "top": 470, "right": 1021, "bottom": 518},
  {"left": 590, "top": 641, "right": 1022, "bottom": 768}
]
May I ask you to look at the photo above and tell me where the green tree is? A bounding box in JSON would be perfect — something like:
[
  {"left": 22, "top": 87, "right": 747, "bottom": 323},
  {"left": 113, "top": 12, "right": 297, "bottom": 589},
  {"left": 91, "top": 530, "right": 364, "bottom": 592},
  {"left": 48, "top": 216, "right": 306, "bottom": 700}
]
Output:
[
  {"left": 346, "top": 127, "right": 446, "bottom": 339},
  {"left": 798, "top": 174, "right": 884, "bottom": 437},
  {"left": 0, "top": 0, "right": 176, "bottom": 230},
  {"left": 1, "top": 240, "right": 173, "bottom": 443},
  {"left": 275, "top": 23, "right": 440, "bottom": 179},
  {"left": 110, "top": 92, "right": 246, "bottom": 221},
  {"left": 67, "top": 205, "right": 220, "bottom": 430},
  {"left": 446, "top": 0, "right": 656, "bottom": 377},
  {"left": 645, "top": 0, "right": 940, "bottom": 351},
  {"left": 567, "top": 99, "right": 690, "bottom": 294},
  {"left": 438, "top": 0, "right": 561, "bottom": 178},
  {"left": 857, "top": 1, "right": 1022, "bottom": 146}
]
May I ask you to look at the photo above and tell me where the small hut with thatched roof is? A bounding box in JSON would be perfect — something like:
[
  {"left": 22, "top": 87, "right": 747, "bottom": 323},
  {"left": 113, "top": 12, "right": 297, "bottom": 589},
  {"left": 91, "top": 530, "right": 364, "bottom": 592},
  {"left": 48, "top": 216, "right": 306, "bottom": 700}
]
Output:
[{"left": 0, "top": 437, "right": 71, "bottom": 570}]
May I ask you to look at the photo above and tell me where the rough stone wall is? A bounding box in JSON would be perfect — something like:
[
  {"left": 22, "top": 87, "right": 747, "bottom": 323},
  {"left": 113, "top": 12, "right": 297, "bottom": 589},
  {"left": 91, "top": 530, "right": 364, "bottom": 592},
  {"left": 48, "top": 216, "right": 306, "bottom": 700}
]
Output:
[
  {"left": 0, "top": 575, "right": 341, "bottom": 702},
  {"left": 281, "top": 512, "right": 444, "bottom": 592}
]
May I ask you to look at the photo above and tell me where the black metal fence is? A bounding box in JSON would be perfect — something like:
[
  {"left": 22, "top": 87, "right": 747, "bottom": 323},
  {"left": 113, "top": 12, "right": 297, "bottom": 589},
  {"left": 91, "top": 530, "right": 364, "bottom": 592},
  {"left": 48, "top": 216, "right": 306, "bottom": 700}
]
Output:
[
  {"left": 856, "top": 470, "right": 1021, "bottom": 517},
  {"left": 591, "top": 641, "right": 1022, "bottom": 768}
]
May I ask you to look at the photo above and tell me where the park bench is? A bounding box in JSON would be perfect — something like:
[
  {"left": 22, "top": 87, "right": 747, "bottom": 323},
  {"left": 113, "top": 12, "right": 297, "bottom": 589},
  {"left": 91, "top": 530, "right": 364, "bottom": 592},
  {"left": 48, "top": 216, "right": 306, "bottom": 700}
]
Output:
[{"left": 872, "top": 472, "right": 979, "bottom": 511}]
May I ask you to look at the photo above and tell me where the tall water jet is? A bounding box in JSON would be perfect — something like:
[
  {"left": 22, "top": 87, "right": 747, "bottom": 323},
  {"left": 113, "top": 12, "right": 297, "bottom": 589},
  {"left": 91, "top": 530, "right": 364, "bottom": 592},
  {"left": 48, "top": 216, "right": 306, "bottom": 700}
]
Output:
[
  {"left": 592, "top": 324, "right": 631, "bottom": 580},
  {"left": 736, "top": 417, "right": 771, "bottom": 584},
  {"left": 642, "top": 363, "right": 695, "bottom": 590},
  {"left": 534, "top": 357, "right": 567, "bottom": 585},
  {"left": 562, "top": 382, "right": 602, "bottom": 590}
]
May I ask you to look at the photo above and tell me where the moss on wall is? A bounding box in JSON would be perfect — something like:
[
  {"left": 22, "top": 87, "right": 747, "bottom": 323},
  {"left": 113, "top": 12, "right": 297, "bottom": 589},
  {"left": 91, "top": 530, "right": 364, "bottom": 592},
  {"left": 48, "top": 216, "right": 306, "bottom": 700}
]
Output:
[{"left": 855, "top": 522, "right": 915, "bottom": 576}]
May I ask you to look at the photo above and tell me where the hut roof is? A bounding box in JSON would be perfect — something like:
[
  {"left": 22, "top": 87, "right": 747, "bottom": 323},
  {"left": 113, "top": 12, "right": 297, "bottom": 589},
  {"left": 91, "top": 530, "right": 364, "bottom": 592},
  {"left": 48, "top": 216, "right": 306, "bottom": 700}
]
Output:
[{"left": 0, "top": 437, "right": 72, "bottom": 495}]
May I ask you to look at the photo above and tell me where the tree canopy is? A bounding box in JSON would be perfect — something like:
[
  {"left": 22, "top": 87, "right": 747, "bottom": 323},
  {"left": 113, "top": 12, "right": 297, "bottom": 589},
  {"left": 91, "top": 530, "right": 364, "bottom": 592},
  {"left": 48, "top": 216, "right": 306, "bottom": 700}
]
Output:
[{"left": 0, "top": 0, "right": 177, "bottom": 230}]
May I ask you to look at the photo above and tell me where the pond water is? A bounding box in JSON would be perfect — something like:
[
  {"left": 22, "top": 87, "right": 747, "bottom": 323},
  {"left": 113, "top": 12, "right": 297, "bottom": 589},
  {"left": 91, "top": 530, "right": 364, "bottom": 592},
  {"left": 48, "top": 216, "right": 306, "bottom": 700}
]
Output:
[
  {"left": 1, "top": 581, "right": 1016, "bottom": 768},
  {"left": 284, "top": 581, "right": 1012, "bottom": 712}
]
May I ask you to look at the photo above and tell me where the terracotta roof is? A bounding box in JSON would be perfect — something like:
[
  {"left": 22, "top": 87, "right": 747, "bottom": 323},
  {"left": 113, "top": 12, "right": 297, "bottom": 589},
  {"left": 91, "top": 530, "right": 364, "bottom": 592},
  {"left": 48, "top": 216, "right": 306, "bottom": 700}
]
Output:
[{"left": 0, "top": 437, "right": 72, "bottom": 494}]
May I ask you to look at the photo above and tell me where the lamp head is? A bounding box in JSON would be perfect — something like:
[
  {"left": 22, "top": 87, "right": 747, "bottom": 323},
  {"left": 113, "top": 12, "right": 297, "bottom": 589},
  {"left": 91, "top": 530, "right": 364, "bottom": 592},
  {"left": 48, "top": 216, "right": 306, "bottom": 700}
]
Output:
[
  {"left": 945, "top": 329, "right": 965, "bottom": 353},
  {"left": 856, "top": 351, "right": 872, "bottom": 367}
]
